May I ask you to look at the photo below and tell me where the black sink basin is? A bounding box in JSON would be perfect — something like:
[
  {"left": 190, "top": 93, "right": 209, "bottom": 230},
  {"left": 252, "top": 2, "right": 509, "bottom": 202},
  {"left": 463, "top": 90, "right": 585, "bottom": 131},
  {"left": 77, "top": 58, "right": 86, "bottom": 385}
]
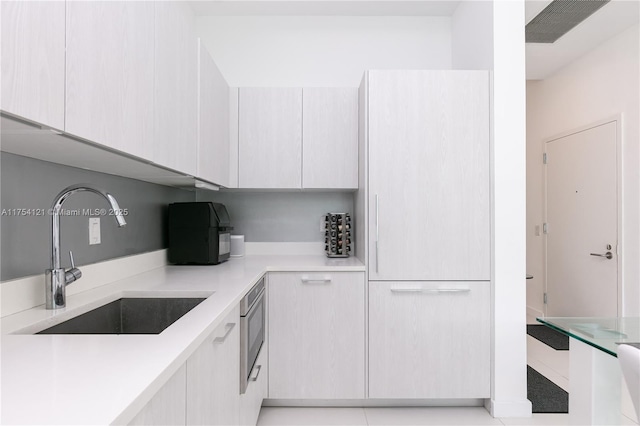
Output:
[{"left": 37, "top": 297, "right": 206, "bottom": 335}]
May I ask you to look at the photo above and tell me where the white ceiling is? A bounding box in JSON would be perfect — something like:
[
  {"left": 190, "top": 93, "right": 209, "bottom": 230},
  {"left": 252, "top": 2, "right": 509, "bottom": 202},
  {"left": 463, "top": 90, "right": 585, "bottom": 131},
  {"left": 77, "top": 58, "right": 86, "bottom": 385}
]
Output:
[
  {"left": 525, "top": 0, "right": 640, "bottom": 80},
  {"left": 189, "top": 0, "right": 460, "bottom": 16}
]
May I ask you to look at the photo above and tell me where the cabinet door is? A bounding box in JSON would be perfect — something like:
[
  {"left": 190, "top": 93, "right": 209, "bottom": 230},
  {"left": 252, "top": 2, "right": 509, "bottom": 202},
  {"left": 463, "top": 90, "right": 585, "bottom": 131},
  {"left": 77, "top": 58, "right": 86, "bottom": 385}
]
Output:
[
  {"left": 129, "top": 364, "right": 187, "bottom": 425},
  {"left": 368, "top": 70, "right": 490, "bottom": 281},
  {"left": 66, "top": 1, "right": 154, "bottom": 159},
  {"left": 268, "top": 272, "right": 365, "bottom": 399},
  {"left": 186, "top": 306, "right": 240, "bottom": 425},
  {"left": 1, "top": 0, "right": 65, "bottom": 129},
  {"left": 239, "top": 344, "right": 267, "bottom": 426},
  {"left": 302, "top": 88, "right": 358, "bottom": 189},
  {"left": 368, "top": 281, "right": 490, "bottom": 399},
  {"left": 198, "top": 41, "right": 230, "bottom": 187},
  {"left": 239, "top": 88, "right": 302, "bottom": 188},
  {"left": 228, "top": 87, "right": 240, "bottom": 188},
  {"left": 154, "top": 1, "right": 198, "bottom": 176}
]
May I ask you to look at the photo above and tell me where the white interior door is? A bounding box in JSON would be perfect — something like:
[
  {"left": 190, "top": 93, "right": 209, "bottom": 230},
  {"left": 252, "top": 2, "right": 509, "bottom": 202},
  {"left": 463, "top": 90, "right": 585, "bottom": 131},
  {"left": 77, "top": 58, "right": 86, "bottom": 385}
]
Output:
[{"left": 545, "top": 121, "right": 618, "bottom": 317}]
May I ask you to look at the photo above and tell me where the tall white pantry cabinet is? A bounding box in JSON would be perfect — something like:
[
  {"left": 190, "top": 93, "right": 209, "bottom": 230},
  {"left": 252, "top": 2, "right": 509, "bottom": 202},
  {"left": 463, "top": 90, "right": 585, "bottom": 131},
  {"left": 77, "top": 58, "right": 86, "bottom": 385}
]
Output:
[{"left": 359, "top": 70, "right": 491, "bottom": 399}]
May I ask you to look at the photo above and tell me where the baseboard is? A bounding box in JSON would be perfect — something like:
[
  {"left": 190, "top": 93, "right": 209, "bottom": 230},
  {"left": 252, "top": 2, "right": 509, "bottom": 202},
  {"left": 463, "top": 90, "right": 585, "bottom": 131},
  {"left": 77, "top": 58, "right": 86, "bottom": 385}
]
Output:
[
  {"left": 264, "top": 399, "right": 485, "bottom": 407},
  {"left": 527, "top": 306, "right": 544, "bottom": 321},
  {"left": 485, "top": 398, "right": 532, "bottom": 417},
  {"left": 1, "top": 249, "right": 168, "bottom": 317}
]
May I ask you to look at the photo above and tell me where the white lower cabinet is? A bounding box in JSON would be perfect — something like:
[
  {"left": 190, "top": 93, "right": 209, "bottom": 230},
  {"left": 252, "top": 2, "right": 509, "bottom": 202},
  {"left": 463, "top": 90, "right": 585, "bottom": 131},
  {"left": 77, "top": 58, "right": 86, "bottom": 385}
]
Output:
[
  {"left": 239, "top": 345, "right": 268, "bottom": 425},
  {"left": 129, "top": 365, "right": 187, "bottom": 426},
  {"left": 186, "top": 306, "right": 240, "bottom": 425},
  {"left": 368, "top": 281, "right": 491, "bottom": 399},
  {"left": 268, "top": 271, "right": 365, "bottom": 399}
]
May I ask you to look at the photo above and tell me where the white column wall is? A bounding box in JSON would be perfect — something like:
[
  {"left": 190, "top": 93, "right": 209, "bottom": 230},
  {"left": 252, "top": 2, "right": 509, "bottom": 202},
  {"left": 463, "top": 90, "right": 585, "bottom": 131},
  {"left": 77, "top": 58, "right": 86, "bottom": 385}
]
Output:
[{"left": 489, "top": 0, "right": 531, "bottom": 417}]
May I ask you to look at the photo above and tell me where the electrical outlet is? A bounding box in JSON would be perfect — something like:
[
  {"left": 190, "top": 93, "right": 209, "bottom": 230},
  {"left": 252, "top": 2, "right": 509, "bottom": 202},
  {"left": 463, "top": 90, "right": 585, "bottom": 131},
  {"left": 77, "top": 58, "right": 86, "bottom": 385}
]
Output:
[{"left": 89, "top": 217, "right": 101, "bottom": 245}]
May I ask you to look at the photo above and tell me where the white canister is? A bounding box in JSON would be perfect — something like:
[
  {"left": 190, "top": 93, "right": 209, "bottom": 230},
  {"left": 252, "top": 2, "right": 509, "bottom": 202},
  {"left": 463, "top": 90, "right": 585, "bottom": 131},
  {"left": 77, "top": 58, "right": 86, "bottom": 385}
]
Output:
[{"left": 230, "top": 235, "right": 245, "bottom": 257}]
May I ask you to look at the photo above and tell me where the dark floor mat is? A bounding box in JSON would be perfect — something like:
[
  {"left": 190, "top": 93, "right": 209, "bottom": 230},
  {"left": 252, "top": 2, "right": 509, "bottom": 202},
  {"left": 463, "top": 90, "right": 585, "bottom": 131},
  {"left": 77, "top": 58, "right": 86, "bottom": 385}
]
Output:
[
  {"left": 527, "top": 324, "right": 569, "bottom": 350},
  {"left": 527, "top": 365, "right": 569, "bottom": 413}
]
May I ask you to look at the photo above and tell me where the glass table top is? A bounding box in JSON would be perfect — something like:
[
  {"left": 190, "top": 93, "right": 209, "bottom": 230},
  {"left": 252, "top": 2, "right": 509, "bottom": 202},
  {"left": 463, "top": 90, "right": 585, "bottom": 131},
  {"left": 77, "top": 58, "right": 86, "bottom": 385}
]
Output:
[{"left": 536, "top": 316, "right": 640, "bottom": 357}]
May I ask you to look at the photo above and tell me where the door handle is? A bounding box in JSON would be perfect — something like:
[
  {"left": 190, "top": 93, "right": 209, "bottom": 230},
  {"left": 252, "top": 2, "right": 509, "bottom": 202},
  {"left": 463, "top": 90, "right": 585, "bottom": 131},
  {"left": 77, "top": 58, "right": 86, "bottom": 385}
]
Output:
[
  {"left": 301, "top": 277, "right": 331, "bottom": 284},
  {"left": 590, "top": 252, "right": 613, "bottom": 260},
  {"left": 375, "top": 194, "right": 379, "bottom": 274},
  {"left": 213, "top": 323, "right": 236, "bottom": 344},
  {"left": 390, "top": 288, "right": 471, "bottom": 294}
]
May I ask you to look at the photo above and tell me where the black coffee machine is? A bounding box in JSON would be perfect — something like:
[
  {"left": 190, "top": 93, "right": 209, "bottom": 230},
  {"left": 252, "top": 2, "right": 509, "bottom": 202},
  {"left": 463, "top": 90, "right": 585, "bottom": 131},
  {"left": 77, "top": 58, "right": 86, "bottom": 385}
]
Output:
[{"left": 168, "top": 202, "right": 233, "bottom": 265}]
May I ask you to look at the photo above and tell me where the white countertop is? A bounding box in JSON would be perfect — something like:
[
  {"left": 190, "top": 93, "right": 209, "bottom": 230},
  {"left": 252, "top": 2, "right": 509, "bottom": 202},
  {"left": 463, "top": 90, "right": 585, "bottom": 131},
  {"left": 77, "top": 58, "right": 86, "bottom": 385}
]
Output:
[{"left": 1, "top": 255, "right": 364, "bottom": 425}]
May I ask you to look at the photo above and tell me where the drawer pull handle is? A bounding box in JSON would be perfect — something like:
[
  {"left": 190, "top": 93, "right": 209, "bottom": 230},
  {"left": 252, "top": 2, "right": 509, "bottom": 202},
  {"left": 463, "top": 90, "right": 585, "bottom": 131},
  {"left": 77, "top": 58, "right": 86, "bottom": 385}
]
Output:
[
  {"left": 250, "top": 365, "right": 262, "bottom": 381},
  {"left": 301, "top": 277, "right": 331, "bottom": 284},
  {"left": 375, "top": 194, "right": 379, "bottom": 274},
  {"left": 213, "top": 323, "right": 236, "bottom": 344},
  {"left": 390, "top": 288, "right": 471, "bottom": 294}
]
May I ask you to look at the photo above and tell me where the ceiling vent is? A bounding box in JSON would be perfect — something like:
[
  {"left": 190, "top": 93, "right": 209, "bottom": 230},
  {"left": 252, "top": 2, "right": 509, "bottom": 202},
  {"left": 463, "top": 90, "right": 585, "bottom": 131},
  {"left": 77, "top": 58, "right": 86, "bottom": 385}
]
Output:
[{"left": 526, "top": 0, "right": 611, "bottom": 43}]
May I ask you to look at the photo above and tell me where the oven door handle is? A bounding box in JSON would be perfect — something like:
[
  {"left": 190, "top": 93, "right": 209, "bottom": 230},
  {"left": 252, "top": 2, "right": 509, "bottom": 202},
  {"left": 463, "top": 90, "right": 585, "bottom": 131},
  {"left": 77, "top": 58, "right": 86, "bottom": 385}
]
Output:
[
  {"left": 213, "top": 322, "right": 236, "bottom": 344},
  {"left": 249, "top": 364, "right": 262, "bottom": 382}
]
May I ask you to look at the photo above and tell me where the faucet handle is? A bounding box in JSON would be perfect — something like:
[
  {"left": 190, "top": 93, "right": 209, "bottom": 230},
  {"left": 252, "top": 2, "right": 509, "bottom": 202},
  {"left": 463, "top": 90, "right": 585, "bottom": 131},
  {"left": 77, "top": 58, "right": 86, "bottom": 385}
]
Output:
[{"left": 65, "top": 251, "right": 82, "bottom": 285}]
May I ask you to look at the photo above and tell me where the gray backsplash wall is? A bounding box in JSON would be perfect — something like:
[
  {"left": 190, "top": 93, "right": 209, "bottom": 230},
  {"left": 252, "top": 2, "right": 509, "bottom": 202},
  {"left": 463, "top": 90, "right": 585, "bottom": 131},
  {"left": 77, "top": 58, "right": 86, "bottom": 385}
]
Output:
[
  {"left": 1, "top": 153, "right": 194, "bottom": 281},
  {"left": 196, "top": 191, "right": 354, "bottom": 242}
]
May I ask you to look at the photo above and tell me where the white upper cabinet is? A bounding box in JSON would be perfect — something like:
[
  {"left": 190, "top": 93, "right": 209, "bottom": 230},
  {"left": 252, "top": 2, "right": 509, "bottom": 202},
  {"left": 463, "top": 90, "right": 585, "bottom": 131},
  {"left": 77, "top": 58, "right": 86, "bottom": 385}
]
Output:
[
  {"left": 237, "top": 87, "right": 358, "bottom": 190},
  {"left": 65, "top": 1, "right": 154, "bottom": 159},
  {"left": 367, "top": 70, "right": 490, "bottom": 281},
  {"left": 1, "top": 0, "right": 65, "bottom": 130},
  {"left": 238, "top": 88, "right": 302, "bottom": 189},
  {"left": 198, "top": 41, "right": 230, "bottom": 187},
  {"left": 154, "top": 1, "right": 198, "bottom": 176},
  {"left": 302, "top": 88, "right": 358, "bottom": 189},
  {"left": 228, "top": 87, "right": 240, "bottom": 188}
]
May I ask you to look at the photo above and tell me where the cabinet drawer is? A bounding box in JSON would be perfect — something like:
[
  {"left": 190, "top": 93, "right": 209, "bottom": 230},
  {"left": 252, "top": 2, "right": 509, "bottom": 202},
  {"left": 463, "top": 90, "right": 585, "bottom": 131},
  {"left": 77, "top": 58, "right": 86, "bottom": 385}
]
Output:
[
  {"left": 369, "top": 281, "right": 490, "bottom": 399},
  {"left": 268, "top": 272, "right": 365, "bottom": 399}
]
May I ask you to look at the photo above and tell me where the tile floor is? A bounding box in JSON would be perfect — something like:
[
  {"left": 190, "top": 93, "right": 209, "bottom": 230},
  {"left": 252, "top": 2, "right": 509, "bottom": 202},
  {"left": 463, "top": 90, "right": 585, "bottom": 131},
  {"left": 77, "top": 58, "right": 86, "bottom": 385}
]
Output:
[{"left": 255, "top": 316, "right": 630, "bottom": 426}]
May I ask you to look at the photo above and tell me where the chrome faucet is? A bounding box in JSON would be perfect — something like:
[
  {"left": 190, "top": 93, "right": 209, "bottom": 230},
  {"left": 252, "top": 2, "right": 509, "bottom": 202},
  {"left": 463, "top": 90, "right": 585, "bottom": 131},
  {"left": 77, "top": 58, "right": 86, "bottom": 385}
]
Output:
[{"left": 46, "top": 184, "right": 127, "bottom": 310}]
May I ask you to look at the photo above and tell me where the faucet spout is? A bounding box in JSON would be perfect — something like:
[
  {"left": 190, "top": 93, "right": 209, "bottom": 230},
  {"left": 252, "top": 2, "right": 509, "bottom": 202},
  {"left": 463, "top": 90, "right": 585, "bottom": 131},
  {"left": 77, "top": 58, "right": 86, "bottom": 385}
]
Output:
[{"left": 47, "top": 184, "right": 127, "bottom": 309}]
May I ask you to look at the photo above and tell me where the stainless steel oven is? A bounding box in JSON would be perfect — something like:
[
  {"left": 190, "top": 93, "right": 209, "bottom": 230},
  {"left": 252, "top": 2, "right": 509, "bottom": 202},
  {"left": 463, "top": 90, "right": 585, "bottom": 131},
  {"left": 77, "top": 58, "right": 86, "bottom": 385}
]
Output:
[{"left": 240, "top": 275, "right": 265, "bottom": 394}]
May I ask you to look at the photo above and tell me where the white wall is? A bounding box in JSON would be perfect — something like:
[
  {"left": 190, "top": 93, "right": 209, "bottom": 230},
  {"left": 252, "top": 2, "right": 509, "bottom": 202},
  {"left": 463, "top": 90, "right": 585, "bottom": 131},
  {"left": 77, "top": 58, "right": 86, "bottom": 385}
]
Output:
[
  {"left": 527, "top": 24, "right": 640, "bottom": 317},
  {"left": 453, "top": 0, "right": 530, "bottom": 417},
  {"left": 196, "top": 191, "right": 353, "bottom": 243},
  {"left": 451, "top": 1, "right": 493, "bottom": 70},
  {"left": 490, "top": 0, "right": 531, "bottom": 418},
  {"left": 196, "top": 16, "right": 452, "bottom": 86}
]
